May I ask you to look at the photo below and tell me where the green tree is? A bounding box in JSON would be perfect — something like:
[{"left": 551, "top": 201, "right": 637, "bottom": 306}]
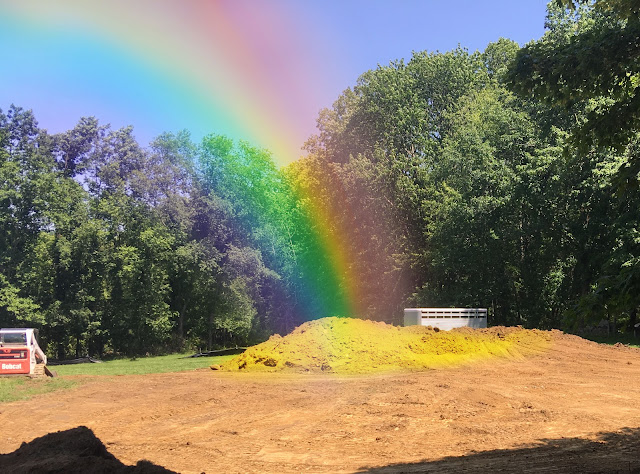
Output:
[
  {"left": 0, "top": 105, "right": 52, "bottom": 328},
  {"left": 507, "top": 0, "right": 640, "bottom": 155},
  {"left": 508, "top": 0, "right": 640, "bottom": 330}
]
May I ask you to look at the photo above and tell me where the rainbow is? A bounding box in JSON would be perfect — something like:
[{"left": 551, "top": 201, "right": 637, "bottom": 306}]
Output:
[
  {"left": 0, "top": 0, "right": 333, "bottom": 166},
  {"left": 0, "top": 0, "right": 406, "bottom": 324}
]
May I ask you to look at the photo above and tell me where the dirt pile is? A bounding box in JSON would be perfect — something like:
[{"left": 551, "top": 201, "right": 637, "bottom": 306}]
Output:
[
  {"left": 223, "top": 317, "right": 553, "bottom": 374},
  {"left": 0, "top": 426, "right": 175, "bottom": 473}
]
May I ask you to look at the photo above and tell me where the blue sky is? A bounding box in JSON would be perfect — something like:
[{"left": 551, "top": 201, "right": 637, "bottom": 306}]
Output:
[
  {"left": 300, "top": 0, "right": 549, "bottom": 88},
  {"left": 0, "top": 0, "right": 550, "bottom": 160}
]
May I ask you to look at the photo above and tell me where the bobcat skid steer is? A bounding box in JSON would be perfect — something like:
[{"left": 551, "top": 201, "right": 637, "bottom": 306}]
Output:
[{"left": 0, "top": 328, "right": 54, "bottom": 377}]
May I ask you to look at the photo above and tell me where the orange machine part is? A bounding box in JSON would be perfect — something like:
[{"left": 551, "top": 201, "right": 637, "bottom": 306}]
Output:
[{"left": 0, "top": 347, "right": 30, "bottom": 374}]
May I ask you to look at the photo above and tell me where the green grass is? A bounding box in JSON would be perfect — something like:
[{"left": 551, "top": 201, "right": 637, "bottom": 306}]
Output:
[
  {"left": 53, "top": 353, "right": 237, "bottom": 376},
  {"left": 0, "top": 377, "right": 76, "bottom": 403},
  {"left": 0, "top": 353, "right": 238, "bottom": 403}
]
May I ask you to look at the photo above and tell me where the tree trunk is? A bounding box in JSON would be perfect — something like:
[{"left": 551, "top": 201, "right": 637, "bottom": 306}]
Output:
[
  {"left": 208, "top": 312, "right": 214, "bottom": 351},
  {"left": 57, "top": 342, "right": 66, "bottom": 360},
  {"left": 178, "top": 301, "right": 187, "bottom": 341}
]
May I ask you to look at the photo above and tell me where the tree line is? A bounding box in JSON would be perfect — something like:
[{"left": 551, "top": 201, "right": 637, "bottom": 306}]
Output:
[{"left": 1, "top": 0, "right": 638, "bottom": 358}]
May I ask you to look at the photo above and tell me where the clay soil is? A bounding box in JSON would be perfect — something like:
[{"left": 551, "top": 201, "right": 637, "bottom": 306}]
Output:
[{"left": 2, "top": 332, "right": 640, "bottom": 473}]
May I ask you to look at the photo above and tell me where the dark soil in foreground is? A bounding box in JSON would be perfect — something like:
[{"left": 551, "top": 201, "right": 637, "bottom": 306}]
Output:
[{"left": 0, "top": 426, "right": 174, "bottom": 473}]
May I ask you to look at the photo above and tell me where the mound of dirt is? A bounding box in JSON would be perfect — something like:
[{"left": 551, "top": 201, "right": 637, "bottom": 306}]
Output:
[
  {"left": 0, "top": 426, "right": 175, "bottom": 473},
  {"left": 223, "top": 317, "right": 553, "bottom": 374}
]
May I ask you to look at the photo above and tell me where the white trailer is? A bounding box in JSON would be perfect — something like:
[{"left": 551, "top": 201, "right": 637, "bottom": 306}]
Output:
[{"left": 404, "top": 308, "right": 487, "bottom": 330}]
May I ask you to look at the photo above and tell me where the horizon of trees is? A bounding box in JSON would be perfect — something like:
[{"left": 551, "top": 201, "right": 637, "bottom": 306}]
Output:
[{"left": 1, "top": 0, "right": 637, "bottom": 358}]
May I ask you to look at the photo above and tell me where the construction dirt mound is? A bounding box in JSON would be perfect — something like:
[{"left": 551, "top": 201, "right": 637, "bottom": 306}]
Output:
[
  {"left": 222, "top": 317, "right": 554, "bottom": 374},
  {"left": 0, "top": 426, "right": 175, "bottom": 473}
]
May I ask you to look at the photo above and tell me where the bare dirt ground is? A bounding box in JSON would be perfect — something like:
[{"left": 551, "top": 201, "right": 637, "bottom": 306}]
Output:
[{"left": 2, "top": 333, "right": 640, "bottom": 473}]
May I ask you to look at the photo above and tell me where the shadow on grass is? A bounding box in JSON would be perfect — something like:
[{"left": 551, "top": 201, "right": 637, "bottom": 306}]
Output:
[
  {"left": 0, "top": 426, "right": 176, "bottom": 473},
  {"left": 356, "top": 427, "right": 640, "bottom": 473},
  {"left": 581, "top": 332, "right": 640, "bottom": 348}
]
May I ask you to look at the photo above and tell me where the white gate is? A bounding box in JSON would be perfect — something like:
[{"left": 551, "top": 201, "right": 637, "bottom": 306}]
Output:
[{"left": 404, "top": 308, "right": 487, "bottom": 330}]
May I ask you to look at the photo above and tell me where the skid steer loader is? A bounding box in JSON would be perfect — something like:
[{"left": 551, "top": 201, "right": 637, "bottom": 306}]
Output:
[{"left": 0, "top": 328, "right": 55, "bottom": 377}]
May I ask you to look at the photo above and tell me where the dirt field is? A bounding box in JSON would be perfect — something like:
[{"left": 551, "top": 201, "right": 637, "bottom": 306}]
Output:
[{"left": 2, "top": 332, "right": 640, "bottom": 473}]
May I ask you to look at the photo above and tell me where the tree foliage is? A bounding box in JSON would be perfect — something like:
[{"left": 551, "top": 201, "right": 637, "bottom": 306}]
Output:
[
  {"left": 507, "top": 0, "right": 640, "bottom": 155},
  {"left": 508, "top": 0, "right": 640, "bottom": 329}
]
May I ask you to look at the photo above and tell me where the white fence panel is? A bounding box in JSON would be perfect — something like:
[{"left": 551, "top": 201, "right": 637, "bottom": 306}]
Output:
[{"left": 404, "top": 308, "right": 487, "bottom": 330}]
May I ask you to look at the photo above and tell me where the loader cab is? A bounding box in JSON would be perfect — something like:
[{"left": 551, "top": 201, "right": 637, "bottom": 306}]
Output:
[{"left": 0, "top": 331, "right": 27, "bottom": 344}]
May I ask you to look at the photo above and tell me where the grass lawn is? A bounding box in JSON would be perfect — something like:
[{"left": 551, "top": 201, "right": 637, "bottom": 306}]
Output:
[
  {"left": 49, "top": 354, "right": 235, "bottom": 376},
  {"left": 0, "top": 353, "right": 237, "bottom": 403},
  {"left": 53, "top": 353, "right": 237, "bottom": 376},
  {"left": 0, "top": 377, "right": 76, "bottom": 403}
]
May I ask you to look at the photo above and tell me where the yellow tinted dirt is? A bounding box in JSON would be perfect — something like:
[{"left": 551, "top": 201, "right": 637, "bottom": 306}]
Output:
[{"left": 222, "top": 317, "right": 552, "bottom": 374}]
